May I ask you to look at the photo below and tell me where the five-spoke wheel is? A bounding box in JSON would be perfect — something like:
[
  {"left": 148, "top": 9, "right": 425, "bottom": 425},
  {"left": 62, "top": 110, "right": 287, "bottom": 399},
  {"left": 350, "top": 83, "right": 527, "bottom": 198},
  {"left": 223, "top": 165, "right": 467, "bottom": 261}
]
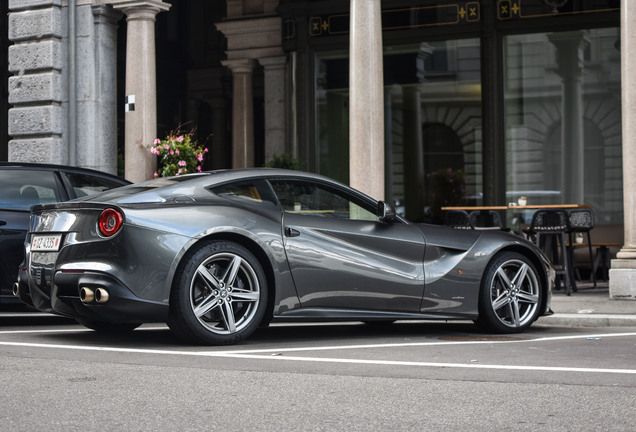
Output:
[
  {"left": 169, "top": 240, "right": 267, "bottom": 345},
  {"left": 475, "top": 251, "right": 542, "bottom": 333}
]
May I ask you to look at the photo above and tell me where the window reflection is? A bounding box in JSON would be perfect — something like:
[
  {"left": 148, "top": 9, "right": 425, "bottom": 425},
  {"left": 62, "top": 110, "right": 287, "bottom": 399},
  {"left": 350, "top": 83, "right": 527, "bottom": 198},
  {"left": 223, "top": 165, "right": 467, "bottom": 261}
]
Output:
[
  {"left": 504, "top": 28, "right": 621, "bottom": 224},
  {"left": 316, "top": 38, "right": 482, "bottom": 223}
]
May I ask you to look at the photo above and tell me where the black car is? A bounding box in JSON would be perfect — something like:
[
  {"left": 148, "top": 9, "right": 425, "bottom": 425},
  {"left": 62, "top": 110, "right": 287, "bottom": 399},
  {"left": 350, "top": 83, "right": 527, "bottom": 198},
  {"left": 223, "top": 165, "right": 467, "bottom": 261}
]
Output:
[{"left": 0, "top": 162, "right": 130, "bottom": 306}]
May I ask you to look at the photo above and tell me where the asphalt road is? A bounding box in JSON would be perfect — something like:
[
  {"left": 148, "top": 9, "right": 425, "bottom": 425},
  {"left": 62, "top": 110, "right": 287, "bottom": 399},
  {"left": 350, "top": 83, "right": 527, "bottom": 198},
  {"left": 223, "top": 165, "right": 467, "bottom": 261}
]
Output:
[{"left": 1, "top": 312, "right": 635, "bottom": 431}]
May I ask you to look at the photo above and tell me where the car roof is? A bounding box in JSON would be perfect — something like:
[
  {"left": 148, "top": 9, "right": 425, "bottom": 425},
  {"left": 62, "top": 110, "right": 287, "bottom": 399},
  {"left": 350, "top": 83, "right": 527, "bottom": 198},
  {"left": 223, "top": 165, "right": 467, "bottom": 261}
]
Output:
[
  {"left": 0, "top": 162, "right": 130, "bottom": 183},
  {"left": 124, "top": 168, "right": 349, "bottom": 189},
  {"left": 74, "top": 168, "right": 377, "bottom": 206}
]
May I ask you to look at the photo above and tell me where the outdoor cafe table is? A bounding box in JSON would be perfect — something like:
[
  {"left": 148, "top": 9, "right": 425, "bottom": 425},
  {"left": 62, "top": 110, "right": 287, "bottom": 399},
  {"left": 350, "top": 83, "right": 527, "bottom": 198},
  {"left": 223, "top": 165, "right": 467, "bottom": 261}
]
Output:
[
  {"left": 441, "top": 204, "right": 592, "bottom": 211},
  {"left": 441, "top": 204, "right": 593, "bottom": 294},
  {"left": 440, "top": 204, "right": 593, "bottom": 232}
]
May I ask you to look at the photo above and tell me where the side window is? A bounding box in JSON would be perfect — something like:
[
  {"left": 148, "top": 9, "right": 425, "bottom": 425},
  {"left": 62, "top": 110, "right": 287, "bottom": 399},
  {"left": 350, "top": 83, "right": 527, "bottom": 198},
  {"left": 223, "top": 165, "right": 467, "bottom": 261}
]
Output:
[
  {"left": 269, "top": 179, "right": 377, "bottom": 221},
  {"left": 63, "top": 172, "right": 125, "bottom": 197},
  {"left": 211, "top": 180, "right": 278, "bottom": 206},
  {"left": 0, "top": 169, "right": 61, "bottom": 210}
]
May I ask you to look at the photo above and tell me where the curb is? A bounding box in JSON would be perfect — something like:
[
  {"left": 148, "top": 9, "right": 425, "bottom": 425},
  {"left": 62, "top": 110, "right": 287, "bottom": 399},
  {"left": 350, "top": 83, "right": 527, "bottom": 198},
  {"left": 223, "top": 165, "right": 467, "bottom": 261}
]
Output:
[{"left": 538, "top": 313, "right": 636, "bottom": 327}]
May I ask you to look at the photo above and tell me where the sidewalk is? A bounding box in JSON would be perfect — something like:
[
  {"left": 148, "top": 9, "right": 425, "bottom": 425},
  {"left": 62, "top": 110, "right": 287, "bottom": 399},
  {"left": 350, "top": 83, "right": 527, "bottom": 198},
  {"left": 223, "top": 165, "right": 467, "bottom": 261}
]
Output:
[{"left": 538, "top": 282, "right": 636, "bottom": 327}]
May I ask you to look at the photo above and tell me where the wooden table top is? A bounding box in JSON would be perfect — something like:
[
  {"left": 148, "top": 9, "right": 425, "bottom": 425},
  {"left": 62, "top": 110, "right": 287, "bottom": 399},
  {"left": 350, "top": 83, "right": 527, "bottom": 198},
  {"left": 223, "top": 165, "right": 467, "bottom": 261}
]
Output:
[{"left": 441, "top": 204, "right": 592, "bottom": 211}]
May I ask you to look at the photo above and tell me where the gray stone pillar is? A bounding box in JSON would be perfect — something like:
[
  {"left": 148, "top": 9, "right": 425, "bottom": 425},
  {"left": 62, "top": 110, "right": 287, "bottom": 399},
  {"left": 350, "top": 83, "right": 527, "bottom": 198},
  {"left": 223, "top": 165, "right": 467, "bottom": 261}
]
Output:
[
  {"left": 259, "top": 56, "right": 287, "bottom": 163},
  {"left": 222, "top": 58, "right": 257, "bottom": 168},
  {"left": 113, "top": 0, "right": 170, "bottom": 182},
  {"left": 8, "top": 0, "right": 65, "bottom": 163},
  {"left": 74, "top": 5, "right": 122, "bottom": 175},
  {"left": 349, "top": 0, "right": 384, "bottom": 199},
  {"left": 216, "top": 15, "right": 283, "bottom": 169},
  {"left": 611, "top": 0, "right": 636, "bottom": 300}
]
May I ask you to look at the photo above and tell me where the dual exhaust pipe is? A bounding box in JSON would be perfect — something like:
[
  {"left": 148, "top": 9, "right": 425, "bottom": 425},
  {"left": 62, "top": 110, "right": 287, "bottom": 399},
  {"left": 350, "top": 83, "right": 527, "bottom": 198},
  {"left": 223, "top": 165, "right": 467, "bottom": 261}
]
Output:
[
  {"left": 80, "top": 287, "right": 109, "bottom": 304},
  {"left": 13, "top": 282, "right": 110, "bottom": 304}
]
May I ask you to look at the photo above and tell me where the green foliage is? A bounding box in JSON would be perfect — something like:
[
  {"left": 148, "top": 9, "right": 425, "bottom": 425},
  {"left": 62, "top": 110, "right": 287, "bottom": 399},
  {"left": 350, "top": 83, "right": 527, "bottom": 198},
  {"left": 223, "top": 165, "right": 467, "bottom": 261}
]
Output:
[{"left": 265, "top": 153, "right": 302, "bottom": 170}]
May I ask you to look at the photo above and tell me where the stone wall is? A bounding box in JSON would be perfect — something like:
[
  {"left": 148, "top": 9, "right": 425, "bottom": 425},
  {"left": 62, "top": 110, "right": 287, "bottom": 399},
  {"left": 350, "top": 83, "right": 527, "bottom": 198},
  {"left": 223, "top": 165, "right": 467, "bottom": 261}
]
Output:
[{"left": 8, "top": 0, "right": 67, "bottom": 163}]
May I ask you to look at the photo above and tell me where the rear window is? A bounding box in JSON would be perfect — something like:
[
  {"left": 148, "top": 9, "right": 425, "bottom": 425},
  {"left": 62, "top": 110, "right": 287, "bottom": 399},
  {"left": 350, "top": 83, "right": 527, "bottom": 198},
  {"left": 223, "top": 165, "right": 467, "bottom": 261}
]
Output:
[
  {"left": 211, "top": 180, "right": 278, "bottom": 206},
  {"left": 62, "top": 172, "right": 126, "bottom": 197},
  {"left": 0, "top": 169, "right": 61, "bottom": 210}
]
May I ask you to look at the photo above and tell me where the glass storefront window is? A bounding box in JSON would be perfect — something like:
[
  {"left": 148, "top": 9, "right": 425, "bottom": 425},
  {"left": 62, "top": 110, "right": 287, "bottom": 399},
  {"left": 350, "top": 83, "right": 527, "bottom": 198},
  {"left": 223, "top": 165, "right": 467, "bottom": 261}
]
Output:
[
  {"left": 504, "top": 28, "right": 622, "bottom": 224},
  {"left": 316, "top": 38, "right": 482, "bottom": 223}
]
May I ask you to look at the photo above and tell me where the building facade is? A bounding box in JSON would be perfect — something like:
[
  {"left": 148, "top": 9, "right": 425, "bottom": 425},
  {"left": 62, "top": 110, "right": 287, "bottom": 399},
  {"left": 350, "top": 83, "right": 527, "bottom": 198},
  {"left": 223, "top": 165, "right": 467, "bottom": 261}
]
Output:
[{"left": 3, "top": 0, "right": 635, "bottom": 298}]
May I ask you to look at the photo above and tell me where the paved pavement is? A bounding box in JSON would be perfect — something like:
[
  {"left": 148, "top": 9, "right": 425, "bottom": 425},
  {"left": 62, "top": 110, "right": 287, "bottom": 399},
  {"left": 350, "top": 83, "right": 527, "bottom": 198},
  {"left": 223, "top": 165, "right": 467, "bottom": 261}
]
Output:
[{"left": 539, "top": 282, "right": 636, "bottom": 327}]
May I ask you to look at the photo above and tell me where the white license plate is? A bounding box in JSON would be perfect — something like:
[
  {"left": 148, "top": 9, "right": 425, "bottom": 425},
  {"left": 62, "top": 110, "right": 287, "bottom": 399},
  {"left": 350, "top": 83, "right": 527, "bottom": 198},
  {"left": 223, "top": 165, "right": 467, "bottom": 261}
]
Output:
[{"left": 31, "top": 234, "right": 63, "bottom": 252}]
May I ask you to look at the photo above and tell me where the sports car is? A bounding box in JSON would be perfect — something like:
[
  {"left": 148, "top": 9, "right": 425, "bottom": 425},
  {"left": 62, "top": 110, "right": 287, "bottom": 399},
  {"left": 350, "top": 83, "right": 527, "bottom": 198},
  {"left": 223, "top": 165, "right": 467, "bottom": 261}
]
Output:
[{"left": 17, "top": 169, "right": 554, "bottom": 344}]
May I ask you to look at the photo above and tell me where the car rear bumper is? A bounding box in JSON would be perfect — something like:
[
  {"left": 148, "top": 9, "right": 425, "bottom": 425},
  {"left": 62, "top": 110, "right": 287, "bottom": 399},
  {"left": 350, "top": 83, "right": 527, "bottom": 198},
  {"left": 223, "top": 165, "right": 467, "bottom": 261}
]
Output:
[{"left": 27, "top": 269, "right": 169, "bottom": 323}]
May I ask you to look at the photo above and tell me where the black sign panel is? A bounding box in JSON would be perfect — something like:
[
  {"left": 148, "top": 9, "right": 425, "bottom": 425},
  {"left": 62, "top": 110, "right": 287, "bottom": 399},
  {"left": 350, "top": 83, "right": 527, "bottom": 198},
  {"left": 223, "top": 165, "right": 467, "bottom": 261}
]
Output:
[{"left": 308, "top": 2, "right": 480, "bottom": 37}]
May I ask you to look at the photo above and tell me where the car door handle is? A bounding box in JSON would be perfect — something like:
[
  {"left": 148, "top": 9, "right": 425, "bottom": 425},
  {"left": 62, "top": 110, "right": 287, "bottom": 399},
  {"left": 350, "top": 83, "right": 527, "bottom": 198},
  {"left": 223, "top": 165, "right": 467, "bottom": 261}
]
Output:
[
  {"left": 285, "top": 227, "right": 300, "bottom": 237},
  {"left": 0, "top": 219, "right": 6, "bottom": 227}
]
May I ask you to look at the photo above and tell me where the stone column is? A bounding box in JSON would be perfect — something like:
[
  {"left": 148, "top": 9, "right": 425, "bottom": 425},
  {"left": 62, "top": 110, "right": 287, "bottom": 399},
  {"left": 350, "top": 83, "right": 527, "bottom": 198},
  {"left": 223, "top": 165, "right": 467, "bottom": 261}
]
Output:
[
  {"left": 259, "top": 56, "right": 287, "bottom": 163},
  {"left": 611, "top": 0, "right": 636, "bottom": 300},
  {"left": 216, "top": 15, "right": 283, "bottom": 169},
  {"left": 112, "top": 0, "right": 170, "bottom": 182},
  {"left": 74, "top": 5, "right": 122, "bottom": 175},
  {"left": 349, "top": 0, "right": 384, "bottom": 200},
  {"left": 222, "top": 59, "right": 257, "bottom": 168}
]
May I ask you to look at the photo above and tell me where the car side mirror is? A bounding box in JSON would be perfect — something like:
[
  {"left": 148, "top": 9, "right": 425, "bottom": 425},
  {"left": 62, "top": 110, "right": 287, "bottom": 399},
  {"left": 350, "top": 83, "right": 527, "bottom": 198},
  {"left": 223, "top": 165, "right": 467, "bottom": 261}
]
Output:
[{"left": 377, "top": 201, "right": 396, "bottom": 223}]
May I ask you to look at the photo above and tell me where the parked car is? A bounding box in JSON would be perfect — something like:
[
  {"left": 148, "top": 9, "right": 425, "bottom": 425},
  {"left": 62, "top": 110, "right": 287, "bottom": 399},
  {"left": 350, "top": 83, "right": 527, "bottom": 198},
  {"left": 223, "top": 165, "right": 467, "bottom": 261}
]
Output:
[
  {"left": 18, "top": 168, "right": 554, "bottom": 344},
  {"left": 0, "top": 162, "right": 130, "bottom": 306}
]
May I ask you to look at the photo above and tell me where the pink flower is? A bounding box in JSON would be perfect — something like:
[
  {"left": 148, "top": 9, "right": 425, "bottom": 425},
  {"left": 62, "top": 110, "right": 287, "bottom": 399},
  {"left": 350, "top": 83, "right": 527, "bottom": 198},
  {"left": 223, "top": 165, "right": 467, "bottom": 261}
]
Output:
[
  {"left": 154, "top": 138, "right": 161, "bottom": 144},
  {"left": 197, "top": 165, "right": 202, "bottom": 172},
  {"left": 177, "top": 135, "right": 184, "bottom": 143},
  {"left": 178, "top": 160, "right": 186, "bottom": 166},
  {"left": 164, "top": 145, "right": 169, "bottom": 150},
  {"left": 204, "top": 148, "right": 208, "bottom": 153},
  {"left": 175, "top": 149, "right": 179, "bottom": 155},
  {"left": 153, "top": 172, "right": 159, "bottom": 178},
  {"left": 177, "top": 168, "right": 182, "bottom": 175},
  {"left": 197, "top": 153, "right": 203, "bottom": 162}
]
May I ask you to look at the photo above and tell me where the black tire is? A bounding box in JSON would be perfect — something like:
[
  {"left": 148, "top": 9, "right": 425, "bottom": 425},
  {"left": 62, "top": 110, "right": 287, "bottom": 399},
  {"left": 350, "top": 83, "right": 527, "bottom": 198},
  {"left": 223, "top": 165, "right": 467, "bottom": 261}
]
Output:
[
  {"left": 475, "top": 251, "right": 542, "bottom": 334},
  {"left": 168, "top": 240, "right": 268, "bottom": 345},
  {"left": 75, "top": 318, "right": 141, "bottom": 333}
]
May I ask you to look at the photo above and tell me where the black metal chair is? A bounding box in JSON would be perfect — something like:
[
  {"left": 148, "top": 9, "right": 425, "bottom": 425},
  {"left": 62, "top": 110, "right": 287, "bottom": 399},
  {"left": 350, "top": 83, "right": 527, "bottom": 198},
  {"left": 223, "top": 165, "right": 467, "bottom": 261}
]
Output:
[
  {"left": 568, "top": 208, "right": 596, "bottom": 289},
  {"left": 524, "top": 209, "right": 575, "bottom": 295},
  {"left": 444, "top": 210, "right": 474, "bottom": 229},
  {"left": 469, "top": 210, "right": 505, "bottom": 230}
]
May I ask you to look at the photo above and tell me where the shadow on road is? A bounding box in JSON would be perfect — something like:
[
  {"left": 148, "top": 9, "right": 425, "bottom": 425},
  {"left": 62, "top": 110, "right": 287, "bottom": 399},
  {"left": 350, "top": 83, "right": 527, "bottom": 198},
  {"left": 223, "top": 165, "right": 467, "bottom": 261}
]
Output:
[{"left": 1, "top": 311, "right": 556, "bottom": 349}]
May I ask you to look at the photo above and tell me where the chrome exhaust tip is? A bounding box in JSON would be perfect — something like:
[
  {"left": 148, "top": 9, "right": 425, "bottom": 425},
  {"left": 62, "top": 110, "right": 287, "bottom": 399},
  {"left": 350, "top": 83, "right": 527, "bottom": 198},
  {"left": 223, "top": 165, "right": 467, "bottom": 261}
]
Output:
[
  {"left": 12, "top": 282, "right": 19, "bottom": 297},
  {"left": 95, "top": 288, "right": 109, "bottom": 304},
  {"left": 80, "top": 287, "right": 95, "bottom": 303}
]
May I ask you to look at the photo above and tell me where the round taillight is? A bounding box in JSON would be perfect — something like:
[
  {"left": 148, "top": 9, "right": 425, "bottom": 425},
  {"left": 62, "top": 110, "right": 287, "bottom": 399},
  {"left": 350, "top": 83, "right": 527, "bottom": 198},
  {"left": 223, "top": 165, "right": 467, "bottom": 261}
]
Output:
[{"left": 98, "top": 208, "right": 123, "bottom": 237}]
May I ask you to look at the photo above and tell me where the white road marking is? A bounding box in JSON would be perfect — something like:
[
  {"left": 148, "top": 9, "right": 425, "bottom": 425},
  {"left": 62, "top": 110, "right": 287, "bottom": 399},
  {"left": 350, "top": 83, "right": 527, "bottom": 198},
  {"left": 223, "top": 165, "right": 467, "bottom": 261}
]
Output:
[
  {"left": 0, "top": 326, "right": 166, "bottom": 335},
  {"left": 0, "top": 330, "right": 635, "bottom": 375}
]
